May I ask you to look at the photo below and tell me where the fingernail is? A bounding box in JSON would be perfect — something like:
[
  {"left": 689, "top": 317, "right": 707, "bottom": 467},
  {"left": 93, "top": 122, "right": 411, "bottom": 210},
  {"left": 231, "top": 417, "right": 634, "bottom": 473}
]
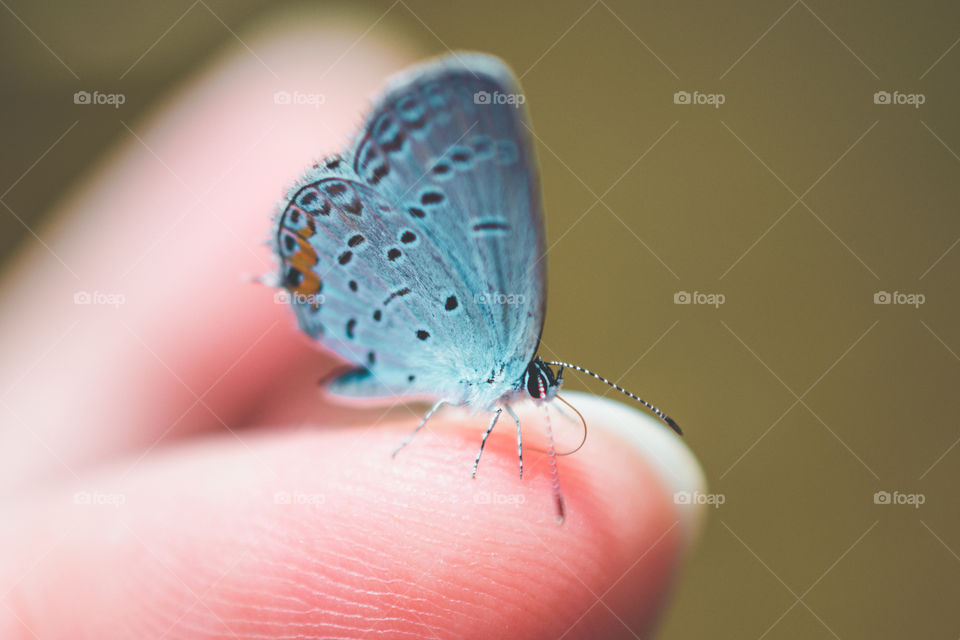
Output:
[{"left": 564, "top": 391, "right": 709, "bottom": 549}]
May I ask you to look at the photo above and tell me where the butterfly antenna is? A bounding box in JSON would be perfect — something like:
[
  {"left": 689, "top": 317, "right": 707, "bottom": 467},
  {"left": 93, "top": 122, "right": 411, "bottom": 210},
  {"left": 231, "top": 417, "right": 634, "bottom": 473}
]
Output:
[
  {"left": 554, "top": 394, "right": 588, "bottom": 456},
  {"left": 544, "top": 361, "right": 682, "bottom": 436}
]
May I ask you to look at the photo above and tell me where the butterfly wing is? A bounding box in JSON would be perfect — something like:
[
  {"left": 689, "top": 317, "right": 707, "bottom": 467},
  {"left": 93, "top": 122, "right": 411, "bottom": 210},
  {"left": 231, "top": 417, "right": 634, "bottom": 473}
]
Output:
[{"left": 274, "top": 53, "right": 546, "bottom": 409}]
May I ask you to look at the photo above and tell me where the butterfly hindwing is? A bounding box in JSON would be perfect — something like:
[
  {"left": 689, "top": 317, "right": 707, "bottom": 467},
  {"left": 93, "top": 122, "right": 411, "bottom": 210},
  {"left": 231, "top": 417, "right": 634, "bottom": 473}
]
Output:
[{"left": 275, "top": 54, "right": 546, "bottom": 409}]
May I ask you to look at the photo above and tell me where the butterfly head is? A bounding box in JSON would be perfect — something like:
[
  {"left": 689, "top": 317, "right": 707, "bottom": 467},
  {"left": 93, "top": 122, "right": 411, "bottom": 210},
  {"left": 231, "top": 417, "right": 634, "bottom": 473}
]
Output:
[{"left": 523, "top": 357, "right": 563, "bottom": 402}]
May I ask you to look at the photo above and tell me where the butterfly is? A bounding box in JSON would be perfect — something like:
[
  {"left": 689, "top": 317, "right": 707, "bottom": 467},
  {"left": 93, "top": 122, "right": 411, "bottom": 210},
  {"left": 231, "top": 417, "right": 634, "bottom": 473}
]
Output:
[{"left": 272, "top": 52, "right": 680, "bottom": 520}]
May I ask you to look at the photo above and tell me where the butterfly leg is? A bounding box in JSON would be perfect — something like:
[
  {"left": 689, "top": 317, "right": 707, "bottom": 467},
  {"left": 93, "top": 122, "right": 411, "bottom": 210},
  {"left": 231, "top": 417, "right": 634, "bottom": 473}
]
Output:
[
  {"left": 472, "top": 408, "right": 503, "bottom": 479},
  {"left": 505, "top": 404, "right": 522, "bottom": 479},
  {"left": 541, "top": 403, "right": 566, "bottom": 523},
  {"left": 392, "top": 399, "right": 447, "bottom": 458}
]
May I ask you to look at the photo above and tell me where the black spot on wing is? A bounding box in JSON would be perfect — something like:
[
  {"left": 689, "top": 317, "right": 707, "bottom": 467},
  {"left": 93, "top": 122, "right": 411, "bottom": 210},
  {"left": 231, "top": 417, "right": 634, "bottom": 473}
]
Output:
[
  {"left": 383, "top": 287, "right": 410, "bottom": 305},
  {"left": 284, "top": 268, "right": 303, "bottom": 288},
  {"left": 324, "top": 182, "right": 347, "bottom": 196},
  {"left": 421, "top": 191, "right": 444, "bottom": 205},
  {"left": 473, "top": 220, "right": 510, "bottom": 231}
]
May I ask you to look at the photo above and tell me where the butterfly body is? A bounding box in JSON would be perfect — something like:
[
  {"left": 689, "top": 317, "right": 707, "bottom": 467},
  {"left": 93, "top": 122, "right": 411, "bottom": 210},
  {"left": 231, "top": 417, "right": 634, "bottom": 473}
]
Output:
[{"left": 272, "top": 53, "right": 679, "bottom": 520}]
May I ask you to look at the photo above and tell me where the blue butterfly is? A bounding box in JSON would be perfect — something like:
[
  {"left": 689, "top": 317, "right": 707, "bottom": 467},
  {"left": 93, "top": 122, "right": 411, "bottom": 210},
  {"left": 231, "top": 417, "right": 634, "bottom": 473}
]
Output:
[{"left": 273, "top": 53, "right": 679, "bottom": 519}]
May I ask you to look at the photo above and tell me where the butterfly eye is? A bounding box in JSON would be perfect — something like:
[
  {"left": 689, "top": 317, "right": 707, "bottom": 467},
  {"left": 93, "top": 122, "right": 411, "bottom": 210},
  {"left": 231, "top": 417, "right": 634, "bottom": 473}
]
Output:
[{"left": 525, "top": 368, "right": 545, "bottom": 398}]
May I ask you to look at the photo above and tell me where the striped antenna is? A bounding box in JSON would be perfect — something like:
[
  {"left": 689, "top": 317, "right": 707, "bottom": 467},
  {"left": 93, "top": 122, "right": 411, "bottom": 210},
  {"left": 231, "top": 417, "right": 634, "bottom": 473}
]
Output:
[{"left": 544, "top": 361, "right": 682, "bottom": 436}]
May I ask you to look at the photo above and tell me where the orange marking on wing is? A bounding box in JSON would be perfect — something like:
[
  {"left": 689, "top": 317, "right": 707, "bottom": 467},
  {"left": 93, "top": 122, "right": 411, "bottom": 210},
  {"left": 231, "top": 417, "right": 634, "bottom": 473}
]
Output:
[
  {"left": 295, "top": 270, "right": 321, "bottom": 296},
  {"left": 291, "top": 243, "right": 318, "bottom": 271}
]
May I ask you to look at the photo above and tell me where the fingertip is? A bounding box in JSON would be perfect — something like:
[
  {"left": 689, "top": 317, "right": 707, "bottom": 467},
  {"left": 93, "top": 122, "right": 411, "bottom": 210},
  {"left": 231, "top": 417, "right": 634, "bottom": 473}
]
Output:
[
  {"left": 2, "top": 401, "right": 695, "bottom": 639},
  {"left": 559, "top": 391, "right": 708, "bottom": 549}
]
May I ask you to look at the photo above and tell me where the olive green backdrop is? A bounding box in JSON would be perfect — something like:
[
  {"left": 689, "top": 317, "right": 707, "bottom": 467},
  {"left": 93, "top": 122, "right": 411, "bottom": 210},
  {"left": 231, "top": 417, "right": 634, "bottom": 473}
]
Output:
[{"left": 2, "top": 1, "right": 958, "bottom": 637}]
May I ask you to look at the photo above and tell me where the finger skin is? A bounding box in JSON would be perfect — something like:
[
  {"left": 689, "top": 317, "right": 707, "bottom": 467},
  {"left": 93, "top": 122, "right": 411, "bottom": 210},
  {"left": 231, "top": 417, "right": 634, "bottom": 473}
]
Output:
[
  {"left": 0, "top": 12, "right": 419, "bottom": 492},
  {"left": 0, "top": 394, "right": 688, "bottom": 639}
]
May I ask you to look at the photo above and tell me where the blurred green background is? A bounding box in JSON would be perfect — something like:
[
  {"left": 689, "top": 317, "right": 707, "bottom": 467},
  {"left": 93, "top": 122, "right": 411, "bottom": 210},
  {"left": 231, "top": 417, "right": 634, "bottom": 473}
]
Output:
[{"left": 2, "top": 0, "right": 958, "bottom": 637}]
